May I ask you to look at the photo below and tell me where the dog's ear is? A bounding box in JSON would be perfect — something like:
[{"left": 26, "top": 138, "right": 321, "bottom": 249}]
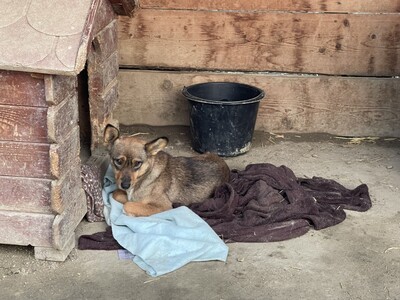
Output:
[
  {"left": 145, "top": 137, "right": 168, "bottom": 156},
  {"left": 104, "top": 124, "right": 120, "bottom": 146}
]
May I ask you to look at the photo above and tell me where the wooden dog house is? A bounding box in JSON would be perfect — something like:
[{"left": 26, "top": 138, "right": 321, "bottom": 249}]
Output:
[{"left": 0, "top": 0, "right": 134, "bottom": 261}]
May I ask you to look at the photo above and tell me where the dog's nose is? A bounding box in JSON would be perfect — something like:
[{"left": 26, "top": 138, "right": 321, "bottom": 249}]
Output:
[{"left": 121, "top": 177, "right": 131, "bottom": 190}]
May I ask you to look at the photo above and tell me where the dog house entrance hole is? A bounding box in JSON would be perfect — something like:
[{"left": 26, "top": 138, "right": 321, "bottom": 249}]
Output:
[{"left": 77, "top": 66, "right": 92, "bottom": 161}]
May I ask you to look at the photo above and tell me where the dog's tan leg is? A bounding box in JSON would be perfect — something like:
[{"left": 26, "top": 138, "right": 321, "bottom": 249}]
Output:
[
  {"left": 113, "top": 189, "right": 129, "bottom": 204},
  {"left": 123, "top": 200, "right": 172, "bottom": 217}
]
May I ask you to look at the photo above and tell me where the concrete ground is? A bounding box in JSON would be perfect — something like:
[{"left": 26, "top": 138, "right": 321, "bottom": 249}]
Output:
[{"left": 1, "top": 126, "right": 399, "bottom": 300}]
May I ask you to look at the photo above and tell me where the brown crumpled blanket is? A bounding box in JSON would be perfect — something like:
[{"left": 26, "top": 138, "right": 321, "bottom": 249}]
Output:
[{"left": 185, "top": 163, "right": 372, "bottom": 243}]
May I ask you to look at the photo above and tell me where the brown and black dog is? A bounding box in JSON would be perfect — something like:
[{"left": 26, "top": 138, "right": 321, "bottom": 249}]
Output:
[{"left": 104, "top": 124, "right": 230, "bottom": 217}]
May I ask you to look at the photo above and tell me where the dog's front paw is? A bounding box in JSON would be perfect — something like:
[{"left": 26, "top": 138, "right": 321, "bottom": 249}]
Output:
[
  {"left": 113, "top": 190, "right": 128, "bottom": 204},
  {"left": 123, "top": 202, "right": 139, "bottom": 216}
]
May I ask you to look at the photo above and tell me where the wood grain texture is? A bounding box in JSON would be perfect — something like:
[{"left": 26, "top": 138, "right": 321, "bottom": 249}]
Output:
[
  {"left": 34, "top": 233, "right": 75, "bottom": 261},
  {"left": 47, "top": 93, "right": 79, "bottom": 143},
  {"left": 116, "top": 70, "right": 400, "bottom": 137},
  {"left": 0, "top": 211, "right": 54, "bottom": 247},
  {"left": 91, "top": 0, "right": 117, "bottom": 38},
  {"left": 50, "top": 163, "right": 83, "bottom": 214},
  {"left": 52, "top": 187, "right": 87, "bottom": 250},
  {"left": 139, "top": 0, "right": 400, "bottom": 13},
  {"left": 118, "top": 10, "right": 400, "bottom": 76},
  {"left": 109, "top": 0, "right": 136, "bottom": 16},
  {"left": 0, "top": 126, "right": 80, "bottom": 179},
  {"left": 44, "top": 75, "right": 77, "bottom": 106},
  {"left": 0, "top": 141, "right": 50, "bottom": 178},
  {"left": 92, "top": 20, "right": 118, "bottom": 64},
  {"left": 0, "top": 168, "right": 83, "bottom": 215},
  {"left": 0, "top": 104, "right": 47, "bottom": 142},
  {"left": 0, "top": 176, "right": 52, "bottom": 213},
  {"left": 88, "top": 51, "right": 119, "bottom": 94},
  {"left": 49, "top": 126, "right": 81, "bottom": 179},
  {"left": 88, "top": 47, "right": 120, "bottom": 150},
  {"left": 0, "top": 71, "right": 46, "bottom": 107}
]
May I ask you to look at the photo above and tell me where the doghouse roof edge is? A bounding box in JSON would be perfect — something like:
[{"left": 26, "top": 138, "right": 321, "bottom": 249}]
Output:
[{"left": 0, "top": 0, "right": 100, "bottom": 76}]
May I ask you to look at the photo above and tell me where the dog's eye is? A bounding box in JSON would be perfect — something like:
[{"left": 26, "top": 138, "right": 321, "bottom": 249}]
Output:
[
  {"left": 114, "top": 158, "right": 124, "bottom": 167},
  {"left": 133, "top": 160, "right": 142, "bottom": 170}
]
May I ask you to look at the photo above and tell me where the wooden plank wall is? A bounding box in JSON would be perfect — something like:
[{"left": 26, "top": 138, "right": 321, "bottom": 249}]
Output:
[
  {"left": 0, "top": 71, "right": 85, "bottom": 249},
  {"left": 0, "top": 71, "right": 54, "bottom": 247},
  {"left": 116, "top": 0, "right": 400, "bottom": 137}
]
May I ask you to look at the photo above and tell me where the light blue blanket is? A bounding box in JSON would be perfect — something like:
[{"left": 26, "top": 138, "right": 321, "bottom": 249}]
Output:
[{"left": 102, "top": 166, "right": 229, "bottom": 277}]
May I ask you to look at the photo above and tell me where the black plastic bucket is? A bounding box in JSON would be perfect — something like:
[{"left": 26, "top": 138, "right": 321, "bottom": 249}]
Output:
[{"left": 182, "top": 82, "right": 265, "bottom": 157}]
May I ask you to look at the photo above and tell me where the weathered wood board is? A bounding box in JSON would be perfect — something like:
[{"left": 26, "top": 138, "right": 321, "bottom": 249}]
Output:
[
  {"left": 109, "top": 0, "right": 136, "bottom": 16},
  {"left": 92, "top": 21, "right": 118, "bottom": 64},
  {"left": 44, "top": 75, "right": 76, "bottom": 106},
  {"left": 87, "top": 9, "right": 120, "bottom": 150},
  {"left": 52, "top": 187, "right": 87, "bottom": 250},
  {"left": 0, "top": 141, "right": 51, "bottom": 178},
  {"left": 0, "top": 126, "right": 80, "bottom": 179},
  {"left": 92, "top": 0, "right": 118, "bottom": 40},
  {"left": 0, "top": 176, "right": 52, "bottom": 213},
  {"left": 118, "top": 10, "right": 400, "bottom": 76},
  {"left": 116, "top": 70, "right": 400, "bottom": 137},
  {"left": 139, "top": 0, "right": 400, "bottom": 13},
  {"left": 51, "top": 163, "right": 83, "bottom": 214},
  {"left": 0, "top": 104, "right": 47, "bottom": 142},
  {"left": 47, "top": 93, "right": 79, "bottom": 143},
  {"left": 0, "top": 166, "right": 83, "bottom": 215},
  {"left": 0, "top": 211, "right": 54, "bottom": 247},
  {"left": 49, "top": 126, "right": 81, "bottom": 179},
  {"left": 0, "top": 71, "right": 46, "bottom": 107}
]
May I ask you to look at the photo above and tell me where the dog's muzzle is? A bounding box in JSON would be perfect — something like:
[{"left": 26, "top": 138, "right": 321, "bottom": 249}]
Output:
[{"left": 121, "top": 177, "right": 131, "bottom": 190}]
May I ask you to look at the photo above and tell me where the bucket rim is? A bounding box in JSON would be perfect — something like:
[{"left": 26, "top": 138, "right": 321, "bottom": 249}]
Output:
[{"left": 182, "top": 81, "right": 265, "bottom": 105}]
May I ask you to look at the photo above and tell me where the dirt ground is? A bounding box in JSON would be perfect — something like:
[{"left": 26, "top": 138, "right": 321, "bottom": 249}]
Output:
[{"left": 1, "top": 126, "right": 399, "bottom": 300}]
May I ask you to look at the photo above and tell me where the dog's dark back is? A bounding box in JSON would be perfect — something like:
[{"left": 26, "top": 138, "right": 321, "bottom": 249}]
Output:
[{"left": 157, "top": 152, "right": 230, "bottom": 205}]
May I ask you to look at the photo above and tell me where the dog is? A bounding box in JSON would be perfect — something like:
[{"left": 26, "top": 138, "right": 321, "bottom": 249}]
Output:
[{"left": 104, "top": 124, "right": 230, "bottom": 217}]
